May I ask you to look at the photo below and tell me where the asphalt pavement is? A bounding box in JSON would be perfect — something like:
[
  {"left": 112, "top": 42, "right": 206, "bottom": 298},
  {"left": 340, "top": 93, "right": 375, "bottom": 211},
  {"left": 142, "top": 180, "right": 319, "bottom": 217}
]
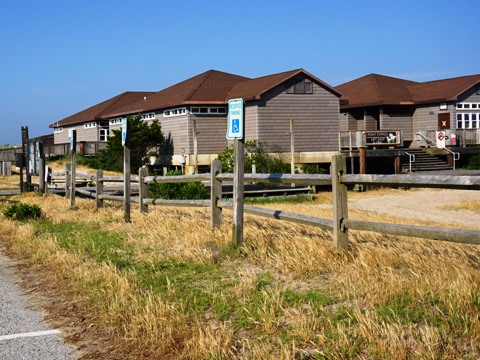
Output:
[{"left": 0, "top": 250, "right": 75, "bottom": 359}]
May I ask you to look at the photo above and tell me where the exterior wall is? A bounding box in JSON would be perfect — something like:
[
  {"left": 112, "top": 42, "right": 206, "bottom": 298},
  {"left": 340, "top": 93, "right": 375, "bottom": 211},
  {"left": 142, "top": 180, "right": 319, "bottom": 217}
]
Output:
[
  {"left": 411, "top": 103, "right": 455, "bottom": 148},
  {"left": 53, "top": 123, "right": 99, "bottom": 143},
  {"left": 379, "top": 110, "right": 413, "bottom": 141},
  {"left": 339, "top": 113, "right": 358, "bottom": 131},
  {"left": 158, "top": 113, "right": 189, "bottom": 155},
  {"left": 245, "top": 104, "right": 258, "bottom": 140},
  {"left": 256, "top": 74, "right": 340, "bottom": 153},
  {"left": 190, "top": 115, "right": 228, "bottom": 154},
  {"left": 458, "top": 86, "right": 480, "bottom": 103},
  {"left": 362, "top": 112, "right": 378, "bottom": 131}
]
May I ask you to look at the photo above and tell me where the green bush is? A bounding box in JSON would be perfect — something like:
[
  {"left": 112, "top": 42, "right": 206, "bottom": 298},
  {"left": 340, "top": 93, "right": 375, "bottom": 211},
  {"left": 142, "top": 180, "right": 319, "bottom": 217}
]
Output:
[
  {"left": 148, "top": 170, "right": 209, "bottom": 200},
  {"left": 465, "top": 154, "right": 480, "bottom": 170},
  {"left": 3, "top": 203, "right": 42, "bottom": 221}
]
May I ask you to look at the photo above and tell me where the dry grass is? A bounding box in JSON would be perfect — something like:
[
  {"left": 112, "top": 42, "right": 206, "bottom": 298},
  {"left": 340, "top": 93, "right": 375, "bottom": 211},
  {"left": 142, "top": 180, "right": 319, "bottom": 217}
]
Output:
[
  {"left": 441, "top": 200, "right": 480, "bottom": 213},
  {"left": 1, "top": 174, "right": 480, "bottom": 359}
]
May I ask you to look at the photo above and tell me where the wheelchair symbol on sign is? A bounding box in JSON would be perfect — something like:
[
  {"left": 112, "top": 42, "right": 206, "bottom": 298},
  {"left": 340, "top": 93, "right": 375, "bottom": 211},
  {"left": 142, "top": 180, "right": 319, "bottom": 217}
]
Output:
[{"left": 232, "top": 119, "right": 240, "bottom": 133}]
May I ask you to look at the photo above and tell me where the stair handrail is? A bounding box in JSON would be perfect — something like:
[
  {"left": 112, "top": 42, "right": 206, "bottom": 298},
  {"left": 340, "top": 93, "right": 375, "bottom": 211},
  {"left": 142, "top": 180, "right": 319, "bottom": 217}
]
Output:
[
  {"left": 415, "top": 132, "right": 460, "bottom": 170},
  {"left": 405, "top": 152, "right": 415, "bottom": 173}
]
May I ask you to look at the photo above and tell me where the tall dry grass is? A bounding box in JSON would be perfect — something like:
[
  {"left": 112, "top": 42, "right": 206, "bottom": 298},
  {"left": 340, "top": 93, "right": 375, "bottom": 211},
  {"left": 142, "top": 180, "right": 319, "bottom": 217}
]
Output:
[{"left": 1, "top": 184, "right": 480, "bottom": 359}]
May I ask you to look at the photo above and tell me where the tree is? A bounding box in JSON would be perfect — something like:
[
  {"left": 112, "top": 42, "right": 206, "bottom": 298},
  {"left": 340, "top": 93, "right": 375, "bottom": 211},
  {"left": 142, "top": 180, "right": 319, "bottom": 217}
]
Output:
[{"left": 91, "top": 114, "right": 164, "bottom": 172}]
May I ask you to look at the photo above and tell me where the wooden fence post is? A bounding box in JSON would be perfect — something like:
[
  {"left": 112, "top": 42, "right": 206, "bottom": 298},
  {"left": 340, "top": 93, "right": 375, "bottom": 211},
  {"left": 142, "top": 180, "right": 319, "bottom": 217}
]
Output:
[
  {"left": 139, "top": 167, "right": 148, "bottom": 214},
  {"left": 210, "top": 160, "right": 222, "bottom": 228},
  {"left": 232, "top": 137, "right": 245, "bottom": 245},
  {"left": 65, "top": 163, "right": 71, "bottom": 199},
  {"left": 70, "top": 130, "right": 77, "bottom": 208},
  {"left": 332, "top": 155, "right": 349, "bottom": 250},
  {"left": 95, "top": 169, "right": 104, "bottom": 208},
  {"left": 123, "top": 120, "right": 131, "bottom": 223}
]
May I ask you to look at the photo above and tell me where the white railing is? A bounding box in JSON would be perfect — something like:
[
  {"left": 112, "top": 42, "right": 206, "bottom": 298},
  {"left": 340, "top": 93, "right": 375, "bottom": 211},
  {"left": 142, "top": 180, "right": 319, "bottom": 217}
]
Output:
[
  {"left": 416, "top": 132, "right": 460, "bottom": 170},
  {"left": 405, "top": 152, "right": 415, "bottom": 173}
]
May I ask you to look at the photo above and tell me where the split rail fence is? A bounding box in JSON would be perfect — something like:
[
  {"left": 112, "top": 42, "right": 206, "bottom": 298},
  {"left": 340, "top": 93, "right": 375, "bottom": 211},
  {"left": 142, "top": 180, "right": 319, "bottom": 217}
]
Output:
[{"left": 63, "top": 156, "right": 480, "bottom": 250}]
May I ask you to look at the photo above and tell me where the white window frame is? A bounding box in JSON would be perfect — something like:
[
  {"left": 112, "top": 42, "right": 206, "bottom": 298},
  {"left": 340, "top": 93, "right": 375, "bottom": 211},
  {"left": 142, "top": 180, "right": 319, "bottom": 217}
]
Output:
[
  {"left": 163, "top": 107, "right": 187, "bottom": 118},
  {"left": 190, "top": 107, "right": 227, "bottom": 115},
  {"left": 142, "top": 112, "right": 156, "bottom": 121},
  {"left": 457, "top": 113, "right": 480, "bottom": 129},
  {"left": 84, "top": 122, "right": 97, "bottom": 129},
  {"left": 109, "top": 117, "right": 124, "bottom": 125},
  {"left": 99, "top": 128, "right": 109, "bottom": 141},
  {"left": 456, "top": 102, "right": 480, "bottom": 110},
  {"left": 54, "top": 127, "right": 63, "bottom": 134}
]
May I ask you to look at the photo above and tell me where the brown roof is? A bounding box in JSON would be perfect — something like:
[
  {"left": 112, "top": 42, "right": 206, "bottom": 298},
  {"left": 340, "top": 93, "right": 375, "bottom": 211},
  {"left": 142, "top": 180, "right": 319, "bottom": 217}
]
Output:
[
  {"left": 106, "top": 69, "right": 343, "bottom": 117},
  {"left": 337, "top": 73, "right": 480, "bottom": 109},
  {"left": 50, "top": 91, "right": 155, "bottom": 128},
  {"left": 228, "top": 68, "right": 343, "bottom": 100},
  {"left": 107, "top": 70, "right": 250, "bottom": 117}
]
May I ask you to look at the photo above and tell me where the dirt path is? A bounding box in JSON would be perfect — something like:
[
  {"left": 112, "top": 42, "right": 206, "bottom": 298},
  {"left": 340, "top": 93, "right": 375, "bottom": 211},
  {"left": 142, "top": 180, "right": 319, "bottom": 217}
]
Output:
[{"left": 349, "top": 189, "right": 480, "bottom": 228}]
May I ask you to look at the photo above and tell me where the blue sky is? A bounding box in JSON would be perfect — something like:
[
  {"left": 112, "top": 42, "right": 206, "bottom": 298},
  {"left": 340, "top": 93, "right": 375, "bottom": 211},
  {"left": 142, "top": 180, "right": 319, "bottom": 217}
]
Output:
[{"left": 0, "top": 0, "right": 478, "bottom": 146}]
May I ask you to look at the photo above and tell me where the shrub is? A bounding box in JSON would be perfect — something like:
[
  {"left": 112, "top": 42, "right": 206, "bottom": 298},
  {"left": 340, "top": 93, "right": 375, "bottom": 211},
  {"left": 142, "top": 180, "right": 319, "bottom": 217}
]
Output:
[
  {"left": 465, "top": 154, "right": 480, "bottom": 170},
  {"left": 148, "top": 170, "right": 209, "bottom": 200},
  {"left": 3, "top": 203, "right": 42, "bottom": 221}
]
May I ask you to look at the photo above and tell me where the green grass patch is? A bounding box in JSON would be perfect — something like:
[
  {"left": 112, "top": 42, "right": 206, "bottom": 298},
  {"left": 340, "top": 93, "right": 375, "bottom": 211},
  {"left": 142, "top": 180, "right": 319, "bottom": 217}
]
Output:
[{"left": 245, "top": 193, "right": 313, "bottom": 205}]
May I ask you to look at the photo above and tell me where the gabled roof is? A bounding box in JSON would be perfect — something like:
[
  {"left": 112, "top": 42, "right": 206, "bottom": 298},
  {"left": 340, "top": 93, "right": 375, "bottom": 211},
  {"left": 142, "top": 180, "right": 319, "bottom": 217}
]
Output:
[
  {"left": 227, "top": 68, "right": 343, "bottom": 100},
  {"left": 337, "top": 73, "right": 480, "bottom": 109},
  {"left": 50, "top": 91, "right": 155, "bottom": 128},
  {"left": 107, "top": 70, "right": 250, "bottom": 117},
  {"left": 106, "top": 69, "right": 343, "bottom": 117}
]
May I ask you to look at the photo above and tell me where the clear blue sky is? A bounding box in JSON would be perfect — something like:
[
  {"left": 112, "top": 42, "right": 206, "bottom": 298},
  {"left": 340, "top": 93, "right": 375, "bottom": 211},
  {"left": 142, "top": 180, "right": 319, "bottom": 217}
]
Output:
[{"left": 1, "top": 0, "right": 478, "bottom": 146}]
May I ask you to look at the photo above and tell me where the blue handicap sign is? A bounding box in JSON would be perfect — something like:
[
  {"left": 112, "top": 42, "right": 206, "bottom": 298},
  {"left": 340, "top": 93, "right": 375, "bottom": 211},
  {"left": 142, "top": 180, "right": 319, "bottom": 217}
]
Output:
[{"left": 232, "top": 119, "right": 239, "bottom": 133}]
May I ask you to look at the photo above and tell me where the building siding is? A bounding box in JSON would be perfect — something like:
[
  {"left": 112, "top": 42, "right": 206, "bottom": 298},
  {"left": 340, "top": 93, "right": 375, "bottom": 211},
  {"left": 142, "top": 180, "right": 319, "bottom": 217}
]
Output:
[
  {"left": 245, "top": 104, "right": 258, "bottom": 140},
  {"left": 191, "top": 115, "right": 228, "bottom": 154},
  {"left": 380, "top": 112, "right": 413, "bottom": 141},
  {"left": 256, "top": 75, "right": 340, "bottom": 152},
  {"left": 159, "top": 114, "right": 189, "bottom": 155}
]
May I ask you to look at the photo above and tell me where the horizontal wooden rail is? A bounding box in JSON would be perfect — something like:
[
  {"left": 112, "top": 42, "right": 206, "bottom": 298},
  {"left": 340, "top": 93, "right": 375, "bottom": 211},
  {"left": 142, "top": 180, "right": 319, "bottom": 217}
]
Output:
[
  {"left": 342, "top": 174, "right": 480, "bottom": 190},
  {"left": 218, "top": 201, "right": 333, "bottom": 230},
  {"left": 144, "top": 199, "right": 211, "bottom": 207},
  {"left": 344, "top": 219, "right": 480, "bottom": 244},
  {"left": 217, "top": 173, "right": 332, "bottom": 186},
  {"left": 144, "top": 174, "right": 210, "bottom": 184},
  {"left": 99, "top": 176, "right": 139, "bottom": 183}
]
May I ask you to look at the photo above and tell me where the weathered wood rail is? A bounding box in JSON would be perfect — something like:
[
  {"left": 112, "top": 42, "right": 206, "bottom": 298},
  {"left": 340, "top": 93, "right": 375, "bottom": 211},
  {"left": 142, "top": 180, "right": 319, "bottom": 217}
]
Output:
[{"left": 66, "top": 156, "right": 480, "bottom": 249}]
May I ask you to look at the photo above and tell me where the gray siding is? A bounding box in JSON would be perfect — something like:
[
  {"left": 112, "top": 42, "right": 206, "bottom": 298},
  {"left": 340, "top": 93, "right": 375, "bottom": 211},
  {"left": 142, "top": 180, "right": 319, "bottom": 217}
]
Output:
[
  {"left": 458, "top": 87, "right": 480, "bottom": 103},
  {"left": 256, "top": 75, "right": 340, "bottom": 152},
  {"left": 412, "top": 103, "right": 455, "bottom": 134},
  {"left": 245, "top": 104, "right": 258, "bottom": 140},
  {"left": 191, "top": 115, "right": 228, "bottom": 154},
  {"left": 159, "top": 114, "right": 189, "bottom": 155},
  {"left": 380, "top": 113, "right": 413, "bottom": 141},
  {"left": 54, "top": 124, "right": 98, "bottom": 143}
]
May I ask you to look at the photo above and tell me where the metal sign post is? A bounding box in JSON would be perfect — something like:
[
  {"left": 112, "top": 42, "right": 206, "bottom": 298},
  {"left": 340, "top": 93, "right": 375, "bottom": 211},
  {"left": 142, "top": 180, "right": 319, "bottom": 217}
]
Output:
[{"left": 227, "top": 98, "right": 245, "bottom": 245}]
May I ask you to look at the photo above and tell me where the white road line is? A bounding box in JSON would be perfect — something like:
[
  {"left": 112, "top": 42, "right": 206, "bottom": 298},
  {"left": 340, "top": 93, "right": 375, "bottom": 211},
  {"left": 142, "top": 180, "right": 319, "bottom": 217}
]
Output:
[{"left": 0, "top": 329, "right": 61, "bottom": 341}]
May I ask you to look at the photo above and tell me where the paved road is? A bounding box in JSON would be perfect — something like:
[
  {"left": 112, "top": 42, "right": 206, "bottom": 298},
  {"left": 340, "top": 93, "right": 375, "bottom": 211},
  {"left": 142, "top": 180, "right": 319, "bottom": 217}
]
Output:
[{"left": 0, "top": 250, "right": 75, "bottom": 359}]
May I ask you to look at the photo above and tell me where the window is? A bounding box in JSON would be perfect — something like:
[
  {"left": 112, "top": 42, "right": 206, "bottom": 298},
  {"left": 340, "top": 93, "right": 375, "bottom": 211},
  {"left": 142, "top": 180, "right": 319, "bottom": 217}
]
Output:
[
  {"left": 190, "top": 107, "right": 226, "bottom": 115},
  {"left": 84, "top": 122, "right": 96, "bottom": 129},
  {"left": 163, "top": 108, "right": 186, "bottom": 117},
  {"left": 457, "top": 113, "right": 480, "bottom": 129},
  {"left": 99, "top": 128, "right": 109, "bottom": 142},
  {"left": 109, "top": 117, "right": 124, "bottom": 125},
  {"left": 286, "top": 78, "right": 314, "bottom": 94},
  {"left": 54, "top": 127, "right": 63, "bottom": 133},
  {"left": 456, "top": 102, "right": 480, "bottom": 109},
  {"left": 142, "top": 112, "right": 156, "bottom": 120}
]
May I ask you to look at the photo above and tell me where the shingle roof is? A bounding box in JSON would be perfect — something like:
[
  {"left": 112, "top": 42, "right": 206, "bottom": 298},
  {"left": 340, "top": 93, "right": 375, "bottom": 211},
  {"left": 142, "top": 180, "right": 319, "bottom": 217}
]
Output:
[
  {"left": 54, "top": 69, "right": 344, "bottom": 125},
  {"left": 227, "top": 68, "right": 343, "bottom": 100},
  {"left": 50, "top": 91, "right": 155, "bottom": 128},
  {"left": 106, "top": 69, "right": 343, "bottom": 117},
  {"left": 107, "top": 70, "right": 250, "bottom": 117},
  {"left": 337, "top": 73, "right": 480, "bottom": 109}
]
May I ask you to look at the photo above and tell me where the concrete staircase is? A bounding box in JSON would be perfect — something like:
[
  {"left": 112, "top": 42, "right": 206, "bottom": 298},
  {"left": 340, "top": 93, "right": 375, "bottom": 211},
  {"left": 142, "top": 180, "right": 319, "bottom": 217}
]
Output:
[{"left": 402, "top": 149, "right": 453, "bottom": 172}]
